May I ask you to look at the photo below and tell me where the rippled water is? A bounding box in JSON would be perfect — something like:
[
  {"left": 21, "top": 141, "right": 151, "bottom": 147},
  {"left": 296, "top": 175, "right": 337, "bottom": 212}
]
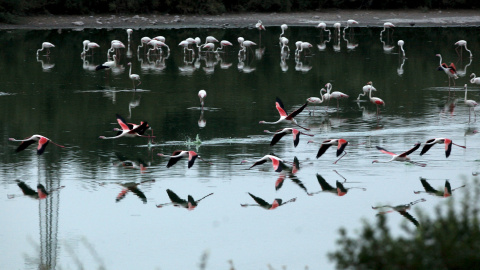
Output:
[{"left": 0, "top": 26, "right": 479, "bottom": 269}]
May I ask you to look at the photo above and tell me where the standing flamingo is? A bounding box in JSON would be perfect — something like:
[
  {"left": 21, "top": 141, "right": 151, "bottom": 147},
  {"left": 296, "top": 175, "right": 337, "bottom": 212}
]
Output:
[
  {"left": 455, "top": 40, "right": 472, "bottom": 58},
  {"left": 137, "top": 37, "right": 152, "bottom": 54},
  {"left": 157, "top": 150, "right": 212, "bottom": 168},
  {"left": 279, "top": 24, "right": 288, "bottom": 39},
  {"left": 127, "top": 62, "right": 141, "bottom": 89},
  {"left": 333, "top": 22, "right": 341, "bottom": 37},
  {"left": 307, "top": 88, "right": 327, "bottom": 115},
  {"left": 357, "top": 81, "right": 375, "bottom": 100},
  {"left": 241, "top": 193, "right": 296, "bottom": 210},
  {"left": 372, "top": 198, "right": 425, "bottom": 227},
  {"left": 463, "top": 84, "right": 478, "bottom": 122},
  {"left": 126, "top": 29, "right": 133, "bottom": 42},
  {"left": 325, "top": 83, "right": 349, "bottom": 110},
  {"left": 37, "top": 42, "right": 55, "bottom": 56},
  {"left": 259, "top": 97, "right": 309, "bottom": 130},
  {"left": 280, "top": 37, "right": 290, "bottom": 54},
  {"left": 198, "top": 89, "right": 207, "bottom": 109},
  {"left": 368, "top": 86, "right": 385, "bottom": 116},
  {"left": 372, "top": 143, "right": 426, "bottom": 167},
  {"left": 414, "top": 178, "right": 465, "bottom": 197},
  {"left": 156, "top": 189, "right": 214, "bottom": 210},
  {"left": 317, "top": 22, "right": 331, "bottom": 38},
  {"left": 311, "top": 139, "right": 349, "bottom": 164},
  {"left": 255, "top": 20, "right": 266, "bottom": 31},
  {"left": 398, "top": 40, "right": 405, "bottom": 58},
  {"left": 179, "top": 40, "right": 195, "bottom": 56},
  {"left": 9, "top": 135, "right": 65, "bottom": 155},
  {"left": 436, "top": 54, "right": 458, "bottom": 90},
  {"left": 264, "top": 128, "right": 314, "bottom": 147},
  {"left": 470, "top": 73, "right": 480, "bottom": 85},
  {"left": 296, "top": 42, "right": 313, "bottom": 57},
  {"left": 215, "top": 40, "right": 233, "bottom": 52},
  {"left": 342, "top": 19, "right": 358, "bottom": 36},
  {"left": 380, "top": 22, "right": 395, "bottom": 39},
  {"left": 420, "top": 138, "right": 466, "bottom": 158}
]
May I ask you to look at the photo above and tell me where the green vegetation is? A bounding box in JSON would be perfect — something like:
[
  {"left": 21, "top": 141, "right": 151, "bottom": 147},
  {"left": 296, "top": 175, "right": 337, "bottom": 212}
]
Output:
[
  {"left": 328, "top": 178, "right": 480, "bottom": 269},
  {"left": 1, "top": 0, "right": 480, "bottom": 23}
]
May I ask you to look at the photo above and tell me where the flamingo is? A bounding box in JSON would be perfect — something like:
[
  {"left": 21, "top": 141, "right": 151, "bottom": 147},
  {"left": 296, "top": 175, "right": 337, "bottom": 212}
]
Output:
[
  {"left": 368, "top": 85, "right": 385, "bottom": 116},
  {"left": 470, "top": 73, "right": 480, "bottom": 84},
  {"left": 380, "top": 22, "right": 395, "bottom": 39},
  {"left": 420, "top": 138, "right": 466, "bottom": 158},
  {"left": 316, "top": 22, "right": 331, "bottom": 37},
  {"left": 156, "top": 189, "right": 214, "bottom": 210},
  {"left": 95, "top": 55, "right": 117, "bottom": 71},
  {"left": 244, "top": 154, "right": 288, "bottom": 172},
  {"left": 325, "top": 83, "right": 349, "bottom": 109},
  {"left": 398, "top": 40, "right": 405, "bottom": 58},
  {"left": 127, "top": 62, "right": 141, "bottom": 89},
  {"left": 107, "top": 40, "right": 125, "bottom": 58},
  {"left": 157, "top": 150, "right": 212, "bottom": 168},
  {"left": 342, "top": 19, "right": 358, "bottom": 35},
  {"left": 296, "top": 42, "right": 313, "bottom": 56},
  {"left": 137, "top": 37, "right": 151, "bottom": 54},
  {"left": 126, "top": 28, "right": 133, "bottom": 42},
  {"left": 372, "top": 143, "right": 426, "bottom": 167},
  {"left": 8, "top": 180, "right": 64, "bottom": 200},
  {"left": 333, "top": 22, "right": 341, "bottom": 37},
  {"left": 82, "top": 40, "right": 90, "bottom": 53},
  {"left": 202, "top": 42, "right": 215, "bottom": 53},
  {"left": 114, "top": 179, "right": 155, "bottom": 204},
  {"left": 37, "top": 42, "right": 55, "bottom": 56},
  {"left": 9, "top": 135, "right": 65, "bottom": 155},
  {"left": 263, "top": 128, "right": 313, "bottom": 147},
  {"left": 307, "top": 88, "right": 327, "bottom": 115},
  {"left": 463, "top": 84, "right": 478, "bottom": 122},
  {"left": 241, "top": 193, "right": 296, "bottom": 210},
  {"left": 198, "top": 89, "right": 207, "bottom": 109},
  {"left": 357, "top": 81, "right": 375, "bottom": 100},
  {"left": 372, "top": 198, "right": 426, "bottom": 227},
  {"left": 255, "top": 20, "right": 265, "bottom": 31},
  {"left": 309, "top": 173, "right": 365, "bottom": 196},
  {"left": 455, "top": 40, "right": 472, "bottom": 58},
  {"left": 99, "top": 114, "right": 151, "bottom": 139},
  {"left": 280, "top": 37, "right": 290, "bottom": 54},
  {"left": 179, "top": 40, "right": 195, "bottom": 56},
  {"left": 436, "top": 54, "right": 458, "bottom": 90},
  {"left": 311, "top": 139, "right": 349, "bottom": 164},
  {"left": 242, "top": 40, "right": 257, "bottom": 54},
  {"left": 153, "top": 36, "right": 166, "bottom": 43},
  {"left": 204, "top": 36, "right": 218, "bottom": 44},
  {"left": 259, "top": 97, "right": 310, "bottom": 130},
  {"left": 215, "top": 40, "right": 233, "bottom": 52},
  {"left": 414, "top": 178, "right": 465, "bottom": 197},
  {"left": 279, "top": 24, "right": 288, "bottom": 39}
]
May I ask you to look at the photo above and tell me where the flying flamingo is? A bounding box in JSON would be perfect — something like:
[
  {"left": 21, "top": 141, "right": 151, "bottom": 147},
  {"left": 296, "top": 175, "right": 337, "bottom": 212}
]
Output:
[
  {"left": 215, "top": 40, "right": 233, "bottom": 52},
  {"left": 99, "top": 114, "right": 151, "bottom": 139},
  {"left": 420, "top": 138, "right": 466, "bottom": 158},
  {"left": 259, "top": 97, "right": 310, "bottom": 130},
  {"left": 380, "top": 22, "right": 395, "bottom": 39},
  {"left": 414, "top": 178, "right": 465, "bottom": 197},
  {"left": 307, "top": 88, "right": 327, "bottom": 115},
  {"left": 357, "top": 81, "right": 375, "bottom": 101},
  {"left": 463, "top": 84, "right": 478, "bottom": 122},
  {"left": 325, "top": 83, "right": 349, "bottom": 110},
  {"left": 127, "top": 62, "right": 141, "bottom": 89},
  {"left": 137, "top": 37, "right": 152, "bottom": 54},
  {"left": 243, "top": 154, "right": 288, "bottom": 172},
  {"left": 470, "top": 73, "right": 480, "bottom": 84},
  {"left": 372, "top": 198, "right": 426, "bottom": 227},
  {"left": 37, "top": 42, "right": 55, "bottom": 56},
  {"left": 398, "top": 40, "right": 405, "bottom": 58},
  {"left": 8, "top": 180, "right": 65, "bottom": 200},
  {"left": 372, "top": 143, "right": 426, "bottom": 167},
  {"left": 157, "top": 150, "right": 212, "bottom": 168},
  {"left": 95, "top": 55, "right": 117, "bottom": 71},
  {"left": 156, "top": 189, "right": 214, "bottom": 210},
  {"left": 241, "top": 193, "right": 296, "bottom": 210},
  {"left": 198, "top": 89, "right": 207, "bottom": 109},
  {"left": 368, "top": 85, "right": 385, "bottom": 116},
  {"left": 309, "top": 173, "right": 365, "bottom": 196},
  {"left": 436, "top": 54, "right": 458, "bottom": 90},
  {"left": 263, "top": 128, "right": 314, "bottom": 147},
  {"left": 455, "top": 40, "right": 472, "bottom": 58},
  {"left": 310, "top": 139, "right": 349, "bottom": 164},
  {"left": 9, "top": 135, "right": 65, "bottom": 155},
  {"left": 316, "top": 22, "right": 331, "bottom": 38},
  {"left": 342, "top": 19, "right": 358, "bottom": 36}
]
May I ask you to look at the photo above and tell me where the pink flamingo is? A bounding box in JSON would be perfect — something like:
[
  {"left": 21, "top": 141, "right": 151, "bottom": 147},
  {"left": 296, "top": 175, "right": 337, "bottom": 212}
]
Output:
[
  {"left": 436, "top": 54, "right": 458, "bottom": 90},
  {"left": 158, "top": 150, "right": 212, "bottom": 168},
  {"left": 264, "top": 128, "right": 314, "bottom": 147},
  {"left": 9, "top": 135, "right": 64, "bottom": 155},
  {"left": 259, "top": 97, "right": 309, "bottom": 130},
  {"left": 420, "top": 138, "right": 466, "bottom": 158},
  {"left": 241, "top": 193, "right": 296, "bottom": 210},
  {"left": 99, "top": 114, "right": 151, "bottom": 139},
  {"left": 310, "top": 139, "right": 349, "bottom": 164},
  {"left": 372, "top": 143, "right": 426, "bottom": 167}
]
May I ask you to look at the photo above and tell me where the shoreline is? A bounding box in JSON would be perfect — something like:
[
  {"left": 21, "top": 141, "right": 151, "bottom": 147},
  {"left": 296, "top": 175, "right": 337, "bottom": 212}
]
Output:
[{"left": 1, "top": 9, "right": 480, "bottom": 30}]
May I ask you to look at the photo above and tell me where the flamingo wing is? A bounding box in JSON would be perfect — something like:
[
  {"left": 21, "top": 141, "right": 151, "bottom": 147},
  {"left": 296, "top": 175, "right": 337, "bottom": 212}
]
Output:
[
  {"left": 336, "top": 139, "right": 348, "bottom": 157},
  {"left": 167, "top": 189, "right": 188, "bottom": 205},
  {"left": 166, "top": 155, "right": 183, "bottom": 168},
  {"left": 37, "top": 137, "right": 50, "bottom": 155},
  {"left": 275, "top": 97, "right": 288, "bottom": 117},
  {"left": 248, "top": 192, "right": 269, "bottom": 207},
  {"left": 249, "top": 159, "right": 267, "bottom": 169},
  {"left": 131, "top": 121, "right": 149, "bottom": 135},
  {"left": 275, "top": 174, "right": 286, "bottom": 190},
  {"left": 444, "top": 181, "right": 452, "bottom": 197},
  {"left": 448, "top": 63, "right": 457, "bottom": 73},
  {"left": 16, "top": 181, "right": 38, "bottom": 196},
  {"left": 116, "top": 189, "right": 130, "bottom": 202},
  {"left": 15, "top": 139, "right": 36, "bottom": 153},
  {"left": 336, "top": 181, "right": 347, "bottom": 196},
  {"left": 375, "top": 146, "right": 396, "bottom": 156},
  {"left": 187, "top": 151, "right": 198, "bottom": 168},
  {"left": 317, "top": 143, "right": 333, "bottom": 158},
  {"left": 116, "top": 114, "right": 131, "bottom": 131},
  {"left": 270, "top": 131, "right": 288, "bottom": 146},
  {"left": 399, "top": 143, "right": 421, "bottom": 157},
  {"left": 290, "top": 176, "right": 308, "bottom": 194},
  {"left": 130, "top": 187, "right": 147, "bottom": 203},
  {"left": 420, "top": 178, "right": 438, "bottom": 193},
  {"left": 398, "top": 211, "right": 420, "bottom": 227},
  {"left": 271, "top": 158, "right": 286, "bottom": 172},
  {"left": 36, "top": 184, "right": 48, "bottom": 199},
  {"left": 420, "top": 139, "right": 436, "bottom": 156},
  {"left": 285, "top": 102, "right": 308, "bottom": 120},
  {"left": 316, "top": 174, "right": 334, "bottom": 191},
  {"left": 444, "top": 139, "right": 452, "bottom": 158},
  {"left": 187, "top": 195, "right": 198, "bottom": 209}
]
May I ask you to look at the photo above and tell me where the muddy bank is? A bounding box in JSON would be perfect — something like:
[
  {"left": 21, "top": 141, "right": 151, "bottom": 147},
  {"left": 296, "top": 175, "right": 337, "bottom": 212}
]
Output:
[{"left": 1, "top": 9, "right": 480, "bottom": 30}]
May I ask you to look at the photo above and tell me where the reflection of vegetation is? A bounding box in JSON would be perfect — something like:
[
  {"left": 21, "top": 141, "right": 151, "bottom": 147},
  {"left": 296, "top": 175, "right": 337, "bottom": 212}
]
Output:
[{"left": 328, "top": 178, "right": 480, "bottom": 269}]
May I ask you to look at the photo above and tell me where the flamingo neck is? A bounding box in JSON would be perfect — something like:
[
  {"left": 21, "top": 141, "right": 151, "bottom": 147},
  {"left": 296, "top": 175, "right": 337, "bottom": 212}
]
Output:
[
  {"left": 465, "top": 86, "right": 468, "bottom": 101},
  {"left": 437, "top": 55, "right": 442, "bottom": 66}
]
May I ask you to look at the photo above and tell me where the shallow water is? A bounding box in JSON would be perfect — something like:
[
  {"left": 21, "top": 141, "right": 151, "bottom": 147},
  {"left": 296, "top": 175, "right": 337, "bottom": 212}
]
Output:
[{"left": 0, "top": 26, "right": 479, "bottom": 269}]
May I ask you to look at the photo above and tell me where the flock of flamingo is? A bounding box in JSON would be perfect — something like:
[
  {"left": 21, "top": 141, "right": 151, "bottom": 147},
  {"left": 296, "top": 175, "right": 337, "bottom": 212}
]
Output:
[{"left": 16, "top": 20, "right": 478, "bottom": 217}]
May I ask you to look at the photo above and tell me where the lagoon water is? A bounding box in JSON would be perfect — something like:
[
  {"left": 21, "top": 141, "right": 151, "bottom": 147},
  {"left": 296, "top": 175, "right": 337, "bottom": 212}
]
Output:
[{"left": 0, "top": 26, "right": 479, "bottom": 269}]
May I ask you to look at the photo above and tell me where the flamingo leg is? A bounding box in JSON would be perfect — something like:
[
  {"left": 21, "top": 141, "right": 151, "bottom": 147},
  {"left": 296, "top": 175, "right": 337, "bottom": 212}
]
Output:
[{"left": 333, "top": 151, "right": 347, "bottom": 164}]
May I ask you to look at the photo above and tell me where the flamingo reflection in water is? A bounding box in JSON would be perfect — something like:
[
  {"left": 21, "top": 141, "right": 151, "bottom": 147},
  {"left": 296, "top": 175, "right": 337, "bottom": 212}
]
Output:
[
  {"left": 37, "top": 55, "right": 55, "bottom": 71},
  {"left": 158, "top": 150, "right": 212, "bottom": 169},
  {"left": 414, "top": 178, "right": 465, "bottom": 197},
  {"left": 274, "top": 157, "right": 309, "bottom": 194},
  {"left": 241, "top": 193, "right": 296, "bottom": 210},
  {"left": 101, "top": 179, "right": 154, "bottom": 204},
  {"left": 308, "top": 172, "right": 365, "bottom": 196},
  {"left": 264, "top": 128, "right": 314, "bottom": 147},
  {"left": 8, "top": 180, "right": 65, "bottom": 200},
  {"left": 113, "top": 152, "right": 148, "bottom": 173},
  {"left": 156, "top": 189, "right": 214, "bottom": 210},
  {"left": 372, "top": 198, "right": 426, "bottom": 227},
  {"left": 420, "top": 138, "right": 466, "bottom": 158}
]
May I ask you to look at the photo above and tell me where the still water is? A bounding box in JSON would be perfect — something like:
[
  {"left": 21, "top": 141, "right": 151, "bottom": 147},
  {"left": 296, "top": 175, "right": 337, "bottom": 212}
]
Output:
[{"left": 0, "top": 25, "right": 479, "bottom": 269}]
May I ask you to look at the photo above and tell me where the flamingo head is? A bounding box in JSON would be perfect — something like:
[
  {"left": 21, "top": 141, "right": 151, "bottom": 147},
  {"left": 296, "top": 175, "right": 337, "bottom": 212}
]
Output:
[{"left": 372, "top": 160, "right": 379, "bottom": 164}]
